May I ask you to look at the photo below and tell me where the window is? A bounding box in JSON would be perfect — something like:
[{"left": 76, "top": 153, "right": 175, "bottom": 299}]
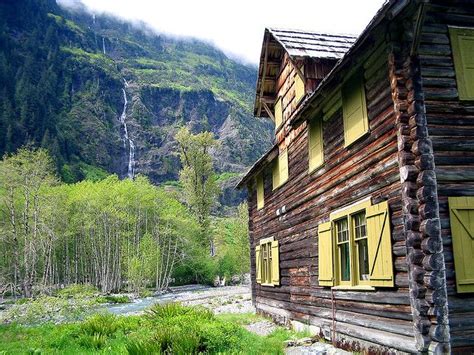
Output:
[
  {"left": 318, "top": 200, "right": 394, "bottom": 288},
  {"left": 274, "top": 98, "right": 282, "bottom": 129},
  {"left": 256, "top": 174, "right": 264, "bottom": 210},
  {"left": 295, "top": 72, "right": 305, "bottom": 104},
  {"left": 448, "top": 196, "right": 474, "bottom": 293},
  {"left": 449, "top": 27, "right": 474, "bottom": 100},
  {"left": 255, "top": 237, "right": 280, "bottom": 286},
  {"left": 341, "top": 72, "right": 369, "bottom": 147},
  {"left": 272, "top": 149, "right": 289, "bottom": 190},
  {"left": 308, "top": 118, "right": 324, "bottom": 172}
]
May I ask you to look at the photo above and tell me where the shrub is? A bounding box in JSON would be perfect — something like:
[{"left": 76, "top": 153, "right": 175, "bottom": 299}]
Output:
[
  {"left": 96, "top": 295, "right": 130, "bottom": 304},
  {"left": 0, "top": 296, "right": 95, "bottom": 325},
  {"left": 125, "top": 339, "right": 162, "bottom": 355},
  {"left": 80, "top": 313, "right": 119, "bottom": 337},
  {"left": 146, "top": 302, "right": 213, "bottom": 322},
  {"left": 78, "top": 333, "right": 108, "bottom": 350},
  {"left": 55, "top": 284, "right": 98, "bottom": 298}
]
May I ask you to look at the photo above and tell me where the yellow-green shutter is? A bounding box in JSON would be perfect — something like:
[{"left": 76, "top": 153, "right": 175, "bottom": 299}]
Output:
[
  {"left": 279, "top": 149, "right": 289, "bottom": 185},
  {"left": 448, "top": 196, "right": 474, "bottom": 293},
  {"left": 256, "top": 245, "right": 262, "bottom": 284},
  {"left": 272, "top": 158, "right": 280, "bottom": 190},
  {"left": 271, "top": 240, "right": 280, "bottom": 285},
  {"left": 366, "top": 201, "right": 394, "bottom": 287},
  {"left": 308, "top": 119, "right": 323, "bottom": 172},
  {"left": 342, "top": 73, "right": 369, "bottom": 147},
  {"left": 318, "top": 221, "right": 334, "bottom": 286},
  {"left": 274, "top": 98, "right": 282, "bottom": 128},
  {"left": 256, "top": 175, "right": 264, "bottom": 210},
  {"left": 295, "top": 73, "right": 305, "bottom": 104},
  {"left": 449, "top": 27, "right": 474, "bottom": 100}
]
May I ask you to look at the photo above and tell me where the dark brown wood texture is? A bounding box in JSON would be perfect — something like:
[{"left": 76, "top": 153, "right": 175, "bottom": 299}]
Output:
[
  {"left": 248, "top": 38, "right": 418, "bottom": 352},
  {"left": 420, "top": 2, "right": 474, "bottom": 351}
]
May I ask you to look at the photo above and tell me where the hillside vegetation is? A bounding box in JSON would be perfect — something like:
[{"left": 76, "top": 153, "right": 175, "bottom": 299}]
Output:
[{"left": 0, "top": 0, "right": 272, "bottom": 199}]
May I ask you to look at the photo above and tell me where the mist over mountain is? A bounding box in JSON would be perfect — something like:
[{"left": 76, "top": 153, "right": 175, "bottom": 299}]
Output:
[{"left": 0, "top": 0, "right": 272, "bottom": 206}]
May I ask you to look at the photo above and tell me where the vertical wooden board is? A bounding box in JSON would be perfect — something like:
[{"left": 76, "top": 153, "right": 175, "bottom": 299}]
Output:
[
  {"left": 342, "top": 73, "right": 369, "bottom": 147},
  {"left": 256, "top": 245, "right": 262, "bottom": 284},
  {"left": 318, "top": 221, "right": 334, "bottom": 286},
  {"left": 257, "top": 175, "right": 264, "bottom": 210},
  {"left": 448, "top": 196, "right": 474, "bottom": 293},
  {"left": 271, "top": 240, "right": 280, "bottom": 285},
  {"left": 279, "top": 149, "right": 289, "bottom": 185},
  {"left": 366, "top": 201, "right": 394, "bottom": 287},
  {"left": 309, "top": 118, "right": 323, "bottom": 171}
]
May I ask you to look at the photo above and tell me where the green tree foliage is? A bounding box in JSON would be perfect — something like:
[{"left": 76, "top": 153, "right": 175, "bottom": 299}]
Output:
[
  {"left": 175, "top": 127, "right": 219, "bottom": 243},
  {"left": 0, "top": 148, "right": 249, "bottom": 296},
  {"left": 0, "top": 147, "right": 58, "bottom": 297}
]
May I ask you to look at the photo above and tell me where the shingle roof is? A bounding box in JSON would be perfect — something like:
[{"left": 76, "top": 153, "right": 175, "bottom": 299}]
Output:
[{"left": 267, "top": 28, "right": 357, "bottom": 60}]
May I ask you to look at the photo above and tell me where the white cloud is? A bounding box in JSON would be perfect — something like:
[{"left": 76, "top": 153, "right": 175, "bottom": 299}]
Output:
[{"left": 60, "top": 0, "right": 386, "bottom": 64}]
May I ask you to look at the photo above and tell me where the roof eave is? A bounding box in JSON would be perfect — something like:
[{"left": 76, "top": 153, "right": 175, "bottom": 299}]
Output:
[{"left": 289, "top": 0, "right": 411, "bottom": 128}]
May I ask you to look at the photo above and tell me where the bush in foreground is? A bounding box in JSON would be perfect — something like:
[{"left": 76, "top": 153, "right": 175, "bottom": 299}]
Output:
[{"left": 0, "top": 303, "right": 307, "bottom": 354}]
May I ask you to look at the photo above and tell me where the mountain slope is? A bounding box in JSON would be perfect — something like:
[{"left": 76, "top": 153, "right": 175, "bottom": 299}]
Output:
[{"left": 0, "top": 0, "right": 272, "bottom": 198}]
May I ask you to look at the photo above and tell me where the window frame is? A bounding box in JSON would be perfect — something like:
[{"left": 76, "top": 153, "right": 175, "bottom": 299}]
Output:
[
  {"left": 257, "top": 236, "right": 277, "bottom": 287},
  {"left": 308, "top": 117, "right": 324, "bottom": 173},
  {"left": 341, "top": 72, "right": 369, "bottom": 148},
  {"left": 256, "top": 174, "right": 264, "bottom": 210},
  {"left": 449, "top": 26, "right": 474, "bottom": 101},
  {"left": 329, "top": 198, "right": 374, "bottom": 288},
  {"left": 272, "top": 149, "right": 289, "bottom": 190},
  {"left": 274, "top": 97, "right": 283, "bottom": 130},
  {"left": 448, "top": 196, "right": 474, "bottom": 293}
]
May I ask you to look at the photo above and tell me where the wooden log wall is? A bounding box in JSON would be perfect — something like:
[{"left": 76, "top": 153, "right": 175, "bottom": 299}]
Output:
[
  {"left": 248, "top": 35, "right": 418, "bottom": 352},
  {"left": 275, "top": 55, "right": 334, "bottom": 146},
  {"left": 419, "top": 2, "right": 474, "bottom": 351},
  {"left": 275, "top": 53, "right": 302, "bottom": 143},
  {"left": 389, "top": 9, "right": 451, "bottom": 351}
]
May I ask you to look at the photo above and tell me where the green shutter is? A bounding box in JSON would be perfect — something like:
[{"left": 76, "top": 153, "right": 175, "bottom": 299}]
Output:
[
  {"left": 274, "top": 98, "right": 282, "bottom": 128},
  {"left": 448, "top": 196, "right": 474, "bottom": 293},
  {"left": 256, "top": 245, "right": 262, "bottom": 284},
  {"left": 272, "top": 158, "right": 280, "bottom": 190},
  {"left": 450, "top": 27, "right": 474, "bottom": 100},
  {"left": 318, "top": 221, "right": 334, "bottom": 286},
  {"left": 295, "top": 73, "right": 305, "bottom": 104},
  {"left": 342, "top": 73, "right": 369, "bottom": 147},
  {"left": 256, "top": 175, "right": 264, "bottom": 210},
  {"left": 279, "top": 149, "right": 289, "bottom": 185},
  {"left": 308, "top": 118, "right": 323, "bottom": 171},
  {"left": 366, "top": 201, "right": 394, "bottom": 287},
  {"left": 271, "top": 240, "right": 280, "bottom": 286}
]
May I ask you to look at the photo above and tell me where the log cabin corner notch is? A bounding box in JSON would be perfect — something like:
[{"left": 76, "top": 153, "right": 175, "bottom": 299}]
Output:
[{"left": 237, "top": 0, "right": 474, "bottom": 353}]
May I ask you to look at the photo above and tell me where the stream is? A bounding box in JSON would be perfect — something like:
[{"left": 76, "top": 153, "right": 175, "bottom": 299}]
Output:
[{"left": 104, "top": 284, "right": 213, "bottom": 315}]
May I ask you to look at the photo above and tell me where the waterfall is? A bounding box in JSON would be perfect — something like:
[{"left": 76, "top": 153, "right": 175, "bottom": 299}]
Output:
[
  {"left": 102, "top": 37, "right": 106, "bottom": 55},
  {"left": 119, "top": 85, "right": 135, "bottom": 179}
]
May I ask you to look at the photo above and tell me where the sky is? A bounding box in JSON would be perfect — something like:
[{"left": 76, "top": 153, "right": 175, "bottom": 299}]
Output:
[{"left": 60, "top": 0, "right": 386, "bottom": 64}]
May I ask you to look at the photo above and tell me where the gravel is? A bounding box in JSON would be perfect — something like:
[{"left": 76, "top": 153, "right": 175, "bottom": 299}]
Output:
[
  {"left": 245, "top": 320, "right": 277, "bottom": 336},
  {"left": 285, "top": 342, "right": 352, "bottom": 355}
]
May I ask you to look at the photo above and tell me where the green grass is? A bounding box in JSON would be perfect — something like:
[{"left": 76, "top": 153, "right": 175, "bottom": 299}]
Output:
[{"left": 0, "top": 304, "right": 307, "bottom": 354}]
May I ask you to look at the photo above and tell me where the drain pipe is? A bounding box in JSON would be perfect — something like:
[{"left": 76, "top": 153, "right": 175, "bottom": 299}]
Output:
[{"left": 331, "top": 288, "right": 336, "bottom": 346}]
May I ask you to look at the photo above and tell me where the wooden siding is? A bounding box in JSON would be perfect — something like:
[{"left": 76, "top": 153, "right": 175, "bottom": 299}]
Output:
[
  {"left": 275, "top": 53, "right": 303, "bottom": 139},
  {"left": 248, "top": 41, "right": 418, "bottom": 352},
  {"left": 420, "top": 2, "right": 474, "bottom": 351},
  {"left": 275, "top": 55, "right": 334, "bottom": 145}
]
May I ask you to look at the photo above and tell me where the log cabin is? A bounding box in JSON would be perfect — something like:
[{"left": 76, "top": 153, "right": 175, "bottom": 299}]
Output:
[{"left": 237, "top": 0, "right": 474, "bottom": 353}]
